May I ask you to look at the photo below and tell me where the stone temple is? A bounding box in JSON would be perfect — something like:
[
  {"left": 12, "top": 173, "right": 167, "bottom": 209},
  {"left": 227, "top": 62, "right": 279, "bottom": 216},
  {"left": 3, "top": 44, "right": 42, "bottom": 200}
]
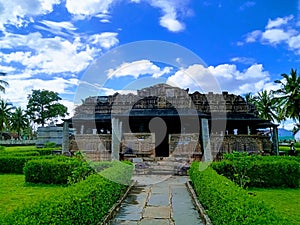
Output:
[{"left": 65, "top": 83, "right": 278, "bottom": 161}]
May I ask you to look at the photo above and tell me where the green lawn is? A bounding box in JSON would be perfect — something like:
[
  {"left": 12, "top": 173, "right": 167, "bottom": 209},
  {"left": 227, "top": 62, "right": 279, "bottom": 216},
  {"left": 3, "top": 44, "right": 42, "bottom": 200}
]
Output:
[
  {"left": 0, "top": 174, "right": 66, "bottom": 217},
  {"left": 250, "top": 188, "right": 300, "bottom": 225}
]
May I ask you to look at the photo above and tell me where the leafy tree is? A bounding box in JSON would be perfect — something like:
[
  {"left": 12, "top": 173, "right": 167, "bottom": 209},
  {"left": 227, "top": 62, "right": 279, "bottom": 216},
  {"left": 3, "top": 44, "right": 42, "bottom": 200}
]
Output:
[
  {"left": 252, "top": 90, "right": 278, "bottom": 122},
  {"left": 0, "top": 99, "right": 14, "bottom": 139},
  {"left": 0, "top": 72, "right": 9, "bottom": 94},
  {"left": 11, "top": 107, "right": 29, "bottom": 139},
  {"left": 26, "top": 90, "right": 68, "bottom": 127},
  {"left": 274, "top": 68, "right": 300, "bottom": 124},
  {"left": 245, "top": 93, "right": 254, "bottom": 104}
]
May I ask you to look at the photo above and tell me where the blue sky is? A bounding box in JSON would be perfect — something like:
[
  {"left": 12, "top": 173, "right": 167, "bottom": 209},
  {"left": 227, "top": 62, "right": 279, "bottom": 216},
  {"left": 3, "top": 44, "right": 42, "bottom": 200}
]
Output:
[{"left": 0, "top": 0, "right": 300, "bottom": 128}]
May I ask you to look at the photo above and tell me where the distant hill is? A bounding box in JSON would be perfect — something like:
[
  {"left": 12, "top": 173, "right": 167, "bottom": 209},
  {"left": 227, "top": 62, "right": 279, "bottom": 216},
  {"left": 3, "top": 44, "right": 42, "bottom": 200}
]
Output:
[{"left": 278, "top": 128, "right": 294, "bottom": 142}]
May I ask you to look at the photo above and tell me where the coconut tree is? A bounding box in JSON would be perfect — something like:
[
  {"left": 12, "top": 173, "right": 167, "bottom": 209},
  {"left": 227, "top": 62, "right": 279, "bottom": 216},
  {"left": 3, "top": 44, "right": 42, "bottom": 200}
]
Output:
[
  {"left": 252, "top": 90, "right": 278, "bottom": 122},
  {"left": 0, "top": 72, "right": 9, "bottom": 94},
  {"left": 11, "top": 107, "right": 29, "bottom": 139},
  {"left": 293, "top": 124, "right": 300, "bottom": 135},
  {"left": 245, "top": 93, "right": 254, "bottom": 104},
  {"left": 274, "top": 69, "right": 300, "bottom": 125},
  {"left": 0, "top": 99, "right": 14, "bottom": 139}
]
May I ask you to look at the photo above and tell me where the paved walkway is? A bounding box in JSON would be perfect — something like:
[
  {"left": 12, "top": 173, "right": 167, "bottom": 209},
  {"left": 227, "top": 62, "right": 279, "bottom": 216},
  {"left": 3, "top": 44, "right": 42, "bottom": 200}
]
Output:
[{"left": 108, "top": 176, "right": 204, "bottom": 225}]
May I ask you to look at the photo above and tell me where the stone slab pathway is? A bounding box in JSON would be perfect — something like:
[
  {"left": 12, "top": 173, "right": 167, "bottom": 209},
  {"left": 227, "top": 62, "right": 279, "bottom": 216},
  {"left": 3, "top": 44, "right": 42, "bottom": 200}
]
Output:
[{"left": 109, "top": 176, "right": 204, "bottom": 225}]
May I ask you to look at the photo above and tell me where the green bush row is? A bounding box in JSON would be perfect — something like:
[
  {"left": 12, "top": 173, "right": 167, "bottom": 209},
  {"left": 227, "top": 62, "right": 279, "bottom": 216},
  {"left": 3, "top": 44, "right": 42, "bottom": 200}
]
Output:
[
  {"left": 224, "top": 152, "right": 300, "bottom": 162},
  {"left": 23, "top": 157, "right": 94, "bottom": 185},
  {"left": 189, "top": 162, "right": 290, "bottom": 225},
  {"left": 0, "top": 151, "right": 40, "bottom": 156},
  {"left": 0, "top": 155, "right": 55, "bottom": 174},
  {"left": 213, "top": 154, "right": 300, "bottom": 188},
  {"left": 1, "top": 173, "right": 130, "bottom": 225},
  {"left": 0, "top": 148, "right": 55, "bottom": 156}
]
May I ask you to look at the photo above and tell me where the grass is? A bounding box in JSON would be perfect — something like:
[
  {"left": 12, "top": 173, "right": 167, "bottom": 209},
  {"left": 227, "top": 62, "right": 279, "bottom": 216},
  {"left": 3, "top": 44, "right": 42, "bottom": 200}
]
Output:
[
  {"left": 249, "top": 188, "right": 300, "bottom": 225},
  {"left": 0, "top": 174, "right": 66, "bottom": 217}
]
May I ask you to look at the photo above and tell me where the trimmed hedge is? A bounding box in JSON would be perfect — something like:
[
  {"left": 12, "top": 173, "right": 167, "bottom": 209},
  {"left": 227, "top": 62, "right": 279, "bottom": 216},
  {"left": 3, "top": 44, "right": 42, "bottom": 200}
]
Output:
[
  {"left": 1, "top": 162, "right": 133, "bottom": 225},
  {"left": 0, "top": 147, "right": 55, "bottom": 156},
  {"left": 0, "top": 156, "right": 54, "bottom": 174},
  {"left": 189, "top": 162, "right": 290, "bottom": 225},
  {"left": 212, "top": 155, "right": 300, "bottom": 188},
  {"left": 99, "top": 160, "right": 134, "bottom": 185},
  {"left": 0, "top": 151, "right": 40, "bottom": 157},
  {"left": 23, "top": 157, "right": 94, "bottom": 184}
]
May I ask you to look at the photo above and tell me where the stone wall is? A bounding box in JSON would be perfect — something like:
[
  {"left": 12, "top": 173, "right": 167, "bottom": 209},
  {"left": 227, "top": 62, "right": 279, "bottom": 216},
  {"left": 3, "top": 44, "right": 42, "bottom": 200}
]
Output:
[
  {"left": 121, "top": 133, "right": 155, "bottom": 157},
  {"left": 68, "top": 133, "right": 272, "bottom": 161},
  {"left": 210, "top": 134, "right": 272, "bottom": 159},
  {"left": 71, "top": 134, "right": 112, "bottom": 161},
  {"left": 169, "top": 133, "right": 201, "bottom": 158}
]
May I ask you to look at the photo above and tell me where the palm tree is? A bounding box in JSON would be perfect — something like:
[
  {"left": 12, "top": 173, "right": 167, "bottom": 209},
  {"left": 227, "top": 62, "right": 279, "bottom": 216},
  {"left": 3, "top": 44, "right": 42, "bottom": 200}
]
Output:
[
  {"left": 293, "top": 124, "right": 300, "bottom": 135},
  {"left": 252, "top": 90, "right": 278, "bottom": 122},
  {"left": 11, "top": 107, "right": 29, "bottom": 139},
  {"left": 0, "top": 72, "right": 9, "bottom": 94},
  {"left": 274, "top": 69, "right": 300, "bottom": 124},
  {"left": 245, "top": 93, "right": 254, "bottom": 104},
  {"left": 0, "top": 99, "right": 14, "bottom": 139}
]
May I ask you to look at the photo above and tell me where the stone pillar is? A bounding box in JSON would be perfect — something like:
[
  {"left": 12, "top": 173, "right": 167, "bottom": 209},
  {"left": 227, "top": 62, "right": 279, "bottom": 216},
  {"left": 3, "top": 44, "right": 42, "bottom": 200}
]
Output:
[
  {"left": 62, "top": 121, "right": 70, "bottom": 154},
  {"left": 111, "top": 117, "right": 122, "bottom": 160},
  {"left": 201, "top": 118, "right": 212, "bottom": 162},
  {"left": 272, "top": 126, "right": 279, "bottom": 155}
]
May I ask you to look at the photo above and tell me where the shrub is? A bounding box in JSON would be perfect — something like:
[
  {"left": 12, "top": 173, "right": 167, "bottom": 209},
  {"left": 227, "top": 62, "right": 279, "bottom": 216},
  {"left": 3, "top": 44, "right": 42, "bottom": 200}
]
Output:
[
  {"left": 0, "top": 151, "right": 40, "bottom": 157},
  {"left": 99, "top": 161, "right": 133, "bottom": 185},
  {"left": 90, "top": 161, "right": 113, "bottom": 172},
  {"left": 2, "top": 164, "right": 132, "bottom": 225},
  {"left": 36, "top": 148, "right": 53, "bottom": 156},
  {"left": 44, "top": 141, "right": 57, "bottom": 148},
  {"left": 212, "top": 155, "right": 300, "bottom": 188},
  {"left": 0, "top": 147, "right": 54, "bottom": 156},
  {"left": 0, "top": 156, "right": 54, "bottom": 174},
  {"left": 189, "top": 162, "right": 289, "bottom": 225},
  {"left": 24, "top": 157, "right": 94, "bottom": 185}
]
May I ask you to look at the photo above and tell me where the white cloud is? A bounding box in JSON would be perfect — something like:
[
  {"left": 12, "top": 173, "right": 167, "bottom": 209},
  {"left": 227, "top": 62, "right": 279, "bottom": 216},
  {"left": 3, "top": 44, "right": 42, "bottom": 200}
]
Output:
[
  {"left": 0, "top": 30, "right": 120, "bottom": 75},
  {"left": 100, "top": 19, "right": 110, "bottom": 23},
  {"left": 35, "top": 20, "right": 77, "bottom": 37},
  {"left": 288, "top": 34, "right": 300, "bottom": 50},
  {"left": 230, "top": 57, "right": 256, "bottom": 65},
  {"left": 159, "top": 15, "right": 185, "bottom": 32},
  {"left": 239, "top": 1, "right": 256, "bottom": 11},
  {"left": 148, "top": 0, "right": 186, "bottom": 32},
  {"left": 65, "top": 0, "right": 114, "bottom": 17},
  {"left": 266, "top": 15, "right": 294, "bottom": 29},
  {"left": 0, "top": 65, "right": 16, "bottom": 73},
  {"left": 89, "top": 32, "right": 119, "bottom": 49},
  {"left": 262, "top": 29, "right": 293, "bottom": 44},
  {"left": 166, "top": 63, "right": 270, "bottom": 95},
  {"left": 0, "top": 0, "right": 60, "bottom": 30},
  {"left": 0, "top": 33, "right": 94, "bottom": 74},
  {"left": 245, "top": 30, "right": 262, "bottom": 43},
  {"left": 236, "top": 64, "right": 269, "bottom": 80},
  {"left": 107, "top": 60, "right": 172, "bottom": 79},
  {"left": 65, "top": 0, "right": 188, "bottom": 32},
  {"left": 4, "top": 76, "right": 79, "bottom": 111},
  {"left": 40, "top": 20, "right": 76, "bottom": 31},
  {"left": 244, "top": 15, "right": 300, "bottom": 54}
]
